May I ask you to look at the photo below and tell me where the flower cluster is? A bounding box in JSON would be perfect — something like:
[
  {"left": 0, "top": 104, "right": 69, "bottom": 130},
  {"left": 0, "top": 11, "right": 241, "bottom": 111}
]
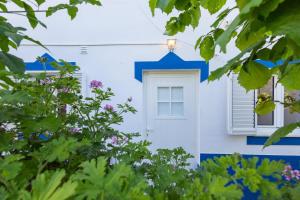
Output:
[
  {"left": 90, "top": 80, "right": 103, "bottom": 89},
  {"left": 40, "top": 77, "right": 53, "bottom": 85},
  {"left": 104, "top": 104, "right": 114, "bottom": 111},
  {"left": 110, "top": 136, "right": 128, "bottom": 146},
  {"left": 282, "top": 165, "right": 300, "bottom": 181}
]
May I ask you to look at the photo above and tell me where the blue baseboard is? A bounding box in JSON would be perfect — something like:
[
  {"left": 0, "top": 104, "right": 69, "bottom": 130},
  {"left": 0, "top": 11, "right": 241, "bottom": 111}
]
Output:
[
  {"left": 200, "top": 153, "right": 300, "bottom": 200},
  {"left": 200, "top": 153, "right": 300, "bottom": 168}
]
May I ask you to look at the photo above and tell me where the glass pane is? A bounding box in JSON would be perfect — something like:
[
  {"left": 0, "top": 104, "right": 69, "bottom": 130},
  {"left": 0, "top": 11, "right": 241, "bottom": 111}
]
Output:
[
  {"left": 257, "top": 78, "right": 274, "bottom": 126},
  {"left": 284, "top": 90, "right": 300, "bottom": 125},
  {"left": 171, "top": 87, "right": 183, "bottom": 102},
  {"left": 158, "top": 87, "right": 170, "bottom": 102},
  {"left": 171, "top": 102, "right": 184, "bottom": 116},
  {"left": 158, "top": 102, "right": 170, "bottom": 116}
]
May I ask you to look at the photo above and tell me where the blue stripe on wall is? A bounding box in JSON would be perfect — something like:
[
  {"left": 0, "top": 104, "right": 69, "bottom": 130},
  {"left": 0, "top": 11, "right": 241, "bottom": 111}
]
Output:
[
  {"left": 134, "top": 52, "right": 209, "bottom": 82},
  {"left": 247, "top": 136, "right": 300, "bottom": 145}
]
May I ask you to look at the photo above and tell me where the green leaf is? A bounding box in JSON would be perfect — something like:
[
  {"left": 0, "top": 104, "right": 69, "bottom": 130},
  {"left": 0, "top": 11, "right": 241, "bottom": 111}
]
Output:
[
  {"left": 279, "top": 64, "right": 300, "bottom": 90},
  {"left": 0, "top": 51, "right": 25, "bottom": 73},
  {"left": 31, "top": 170, "right": 77, "bottom": 200},
  {"left": 33, "top": 137, "right": 87, "bottom": 163},
  {"left": 190, "top": 7, "right": 201, "bottom": 29},
  {"left": 149, "top": 0, "right": 158, "bottom": 16},
  {"left": 264, "top": 122, "right": 300, "bottom": 148},
  {"left": 255, "top": 100, "right": 276, "bottom": 115},
  {"left": 266, "top": 0, "right": 300, "bottom": 47},
  {"left": 0, "top": 155, "right": 24, "bottom": 181},
  {"left": 200, "top": 35, "right": 215, "bottom": 62},
  {"left": 157, "top": 0, "right": 176, "bottom": 14},
  {"left": 67, "top": 6, "right": 78, "bottom": 20},
  {"left": 216, "top": 0, "right": 264, "bottom": 52},
  {"left": 236, "top": 25, "right": 266, "bottom": 51},
  {"left": 238, "top": 61, "right": 271, "bottom": 91},
  {"left": 23, "top": 3, "right": 38, "bottom": 28},
  {"left": 199, "top": 0, "right": 226, "bottom": 14}
]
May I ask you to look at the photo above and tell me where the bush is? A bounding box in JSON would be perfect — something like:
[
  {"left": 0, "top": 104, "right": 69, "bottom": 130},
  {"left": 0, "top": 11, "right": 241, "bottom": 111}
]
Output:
[{"left": 0, "top": 63, "right": 299, "bottom": 200}]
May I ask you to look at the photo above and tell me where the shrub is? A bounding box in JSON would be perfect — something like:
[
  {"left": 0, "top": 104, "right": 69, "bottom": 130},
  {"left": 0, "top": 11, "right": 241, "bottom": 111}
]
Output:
[{"left": 0, "top": 63, "right": 299, "bottom": 200}]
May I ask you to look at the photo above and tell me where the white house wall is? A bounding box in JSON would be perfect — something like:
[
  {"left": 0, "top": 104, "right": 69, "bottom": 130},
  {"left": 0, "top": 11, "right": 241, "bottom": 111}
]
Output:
[{"left": 7, "top": 0, "right": 300, "bottom": 159}]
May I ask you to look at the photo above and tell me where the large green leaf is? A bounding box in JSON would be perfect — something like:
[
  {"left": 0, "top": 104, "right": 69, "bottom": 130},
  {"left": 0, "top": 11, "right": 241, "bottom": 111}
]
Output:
[
  {"left": 0, "top": 52, "right": 25, "bottom": 73},
  {"left": 200, "top": 36, "right": 215, "bottom": 62},
  {"left": 216, "top": 0, "right": 264, "bottom": 52},
  {"left": 31, "top": 170, "right": 77, "bottom": 200},
  {"left": 199, "top": 0, "right": 226, "bottom": 14},
  {"left": 255, "top": 101, "right": 276, "bottom": 115},
  {"left": 238, "top": 61, "right": 271, "bottom": 91},
  {"left": 279, "top": 64, "right": 300, "bottom": 90},
  {"left": 264, "top": 122, "right": 300, "bottom": 148},
  {"left": 266, "top": 0, "right": 300, "bottom": 47}
]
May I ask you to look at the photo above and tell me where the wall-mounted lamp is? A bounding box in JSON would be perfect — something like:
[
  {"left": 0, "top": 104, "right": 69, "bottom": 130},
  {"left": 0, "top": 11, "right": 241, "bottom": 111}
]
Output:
[{"left": 167, "top": 39, "right": 176, "bottom": 52}]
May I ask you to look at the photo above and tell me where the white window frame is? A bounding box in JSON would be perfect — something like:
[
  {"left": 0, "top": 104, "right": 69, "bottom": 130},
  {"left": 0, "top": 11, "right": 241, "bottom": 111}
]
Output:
[
  {"left": 156, "top": 86, "right": 185, "bottom": 119},
  {"left": 255, "top": 79, "right": 300, "bottom": 136},
  {"left": 228, "top": 75, "right": 300, "bottom": 136}
]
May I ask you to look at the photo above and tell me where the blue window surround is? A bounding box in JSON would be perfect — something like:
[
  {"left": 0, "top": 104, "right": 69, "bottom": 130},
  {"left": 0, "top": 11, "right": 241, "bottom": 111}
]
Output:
[
  {"left": 248, "top": 59, "right": 300, "bottom": 145},
  {"left": 25, "top": 53, "right": 76, "bottom": 71},
  {"left": 134, "top": 52, "right": 209, "bottom": 82}
]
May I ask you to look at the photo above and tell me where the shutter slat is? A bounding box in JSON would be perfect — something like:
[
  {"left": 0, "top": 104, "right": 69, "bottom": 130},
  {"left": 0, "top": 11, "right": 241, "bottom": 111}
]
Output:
[{"left": 229, "top": 74, "right": 256, "bottom": 135}]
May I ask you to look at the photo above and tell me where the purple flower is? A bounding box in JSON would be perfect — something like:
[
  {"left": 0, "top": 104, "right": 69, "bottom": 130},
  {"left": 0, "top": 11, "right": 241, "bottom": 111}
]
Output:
[
  {"left": 104, "top": 104, "right": 114, "bottom": 111},
  {"left": 128, "top": 97, "right": 133, "bottom": 102},
  {"left": 111, "top": 136, "right": 118, "bottom": 145},
  {"left": 40, "top": 77, "right": 53, "bottom": 85},
  {"left": 90, "top": 80, "right": 103, "bottom": 89},
  {"left": 69, "top": 127, "right": 81, "bottom": 134}
]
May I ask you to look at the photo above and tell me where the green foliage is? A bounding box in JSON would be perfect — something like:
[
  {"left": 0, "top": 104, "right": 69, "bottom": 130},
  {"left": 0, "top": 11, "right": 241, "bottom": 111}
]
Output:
[{"left": 149, "top": 0, "right": 300, "bottom": 145}]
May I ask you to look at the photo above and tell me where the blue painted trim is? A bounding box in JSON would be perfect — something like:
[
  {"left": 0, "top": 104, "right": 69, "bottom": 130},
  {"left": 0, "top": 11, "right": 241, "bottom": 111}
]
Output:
[
  {"left": 134, "top": 52, "right": 209, "bottom": 82},
  {"left": 25, "top": 53, "right": 76, "bottom": 71},
  {"left": 256, "top": 59, "right": 300, "bottom": 68},
  {"left": 247, "top": 136, "right": 300, "bottom": 145},
  {"left": 200, "top": 153, "right": 300, "bottom": 168}
]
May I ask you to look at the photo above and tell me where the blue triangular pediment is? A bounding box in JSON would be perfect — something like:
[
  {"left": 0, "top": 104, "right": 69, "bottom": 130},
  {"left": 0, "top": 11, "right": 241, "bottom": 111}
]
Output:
[
  {"left": 158, "top": 52, "right": 185, "bottom": 64},
  {"left": 134, "top": 52, "right": 209, "bottom": 82},
  {"left": 25, "top": 53, "right": 76, "bottom": 71}
]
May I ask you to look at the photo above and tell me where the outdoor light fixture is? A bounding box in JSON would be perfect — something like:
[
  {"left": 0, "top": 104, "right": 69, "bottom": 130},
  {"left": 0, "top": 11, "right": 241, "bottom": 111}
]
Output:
[{"left": 167, "top": 39, "right": 176, "bottom": 51}]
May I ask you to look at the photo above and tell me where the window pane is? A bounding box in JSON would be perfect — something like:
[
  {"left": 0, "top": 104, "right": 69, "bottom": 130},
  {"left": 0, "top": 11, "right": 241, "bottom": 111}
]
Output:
[
  {"left": 257, "top": 78, "right": 274, "bottom": 126},
  {"left": 171, "top": 87, "right": 183, "bottom": 102},
  {"left": 158, "top": 102, "right": 170, "bottom": 116},
  {"left": 284, "top": 90, "right": 300, "bottom": 125},
  {"left": 171, "top": 102, "right": 184, "bottom": 116},
  {"left": 158, "top": 87, "right": 170, "bottom": 102}
]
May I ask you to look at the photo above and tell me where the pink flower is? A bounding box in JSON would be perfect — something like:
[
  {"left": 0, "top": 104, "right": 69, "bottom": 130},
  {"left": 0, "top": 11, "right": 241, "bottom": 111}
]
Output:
[
  {"left": 90, "top": 80, "right": 103, "bottom": 89},
  {"left": 104, "top": 104, "right": 114, "bottom": 111}
]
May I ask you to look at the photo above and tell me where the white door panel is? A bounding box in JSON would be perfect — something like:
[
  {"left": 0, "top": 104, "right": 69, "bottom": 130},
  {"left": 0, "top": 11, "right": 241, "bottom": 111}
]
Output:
[{"left": 144, "top": 71, "right": 200, "bottom": 166}]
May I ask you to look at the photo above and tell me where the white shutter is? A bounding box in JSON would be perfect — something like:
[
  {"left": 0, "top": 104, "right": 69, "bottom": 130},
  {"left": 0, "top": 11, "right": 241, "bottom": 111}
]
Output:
[{"left": 228, "top": 74, "right": 256, "bottom": 135}]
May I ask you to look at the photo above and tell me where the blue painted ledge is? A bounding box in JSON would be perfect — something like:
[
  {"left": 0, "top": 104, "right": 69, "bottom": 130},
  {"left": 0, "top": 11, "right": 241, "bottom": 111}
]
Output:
[
  {"left": 134, "top": 52, "right": 209, "bottom": 82},
  {"left": 247, "top": 136, "right": 300, "bottom": 145}
]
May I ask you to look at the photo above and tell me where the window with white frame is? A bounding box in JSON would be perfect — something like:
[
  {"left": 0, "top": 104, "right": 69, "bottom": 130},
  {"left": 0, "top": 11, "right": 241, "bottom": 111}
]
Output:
[
  {"left": 157, "top": 86, "right": 184, "bottom": 117},
  {"left": 229, "top": 74, "right": 300, "bottom": 135}
]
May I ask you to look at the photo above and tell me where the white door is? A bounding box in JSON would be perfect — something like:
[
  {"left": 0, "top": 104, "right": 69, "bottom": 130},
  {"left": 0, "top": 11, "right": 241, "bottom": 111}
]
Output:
[{"left": 144, "top": 71, "right": 200, "bottom": 166}]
